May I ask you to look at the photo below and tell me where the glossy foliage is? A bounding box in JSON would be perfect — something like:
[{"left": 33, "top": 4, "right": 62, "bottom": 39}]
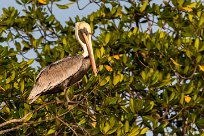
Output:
[{"left": 1, "top": 0, "right": 204, "bottom": 135}]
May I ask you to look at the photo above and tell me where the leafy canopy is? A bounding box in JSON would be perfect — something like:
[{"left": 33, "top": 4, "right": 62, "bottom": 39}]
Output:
[{"left": 1, "top": 0, "right": 204, "bottom": 135}]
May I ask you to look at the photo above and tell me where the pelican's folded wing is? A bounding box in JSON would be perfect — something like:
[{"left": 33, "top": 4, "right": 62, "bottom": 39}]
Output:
[{"left": 28, "top": 55, "right": 84, "bottom": 104}]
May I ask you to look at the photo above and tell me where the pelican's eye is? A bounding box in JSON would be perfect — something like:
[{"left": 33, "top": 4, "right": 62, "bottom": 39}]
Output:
[
  {"left": 78, "top": 29, "right": 87, "bottom": 44},
  {"left": 82, "top": 27, "right": 89, "bottom": 36}
]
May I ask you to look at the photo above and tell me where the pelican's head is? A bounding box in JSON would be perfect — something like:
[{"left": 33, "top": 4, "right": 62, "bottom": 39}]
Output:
[{"left": 75, "top": 22, "right": 97, "bottom": 76}]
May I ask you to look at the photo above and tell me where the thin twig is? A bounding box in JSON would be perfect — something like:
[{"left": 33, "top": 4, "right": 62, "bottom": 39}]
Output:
[
  {"left": 146, "top": 15, "right": 152, "bottom": 35},
  {"left": 56, "top": 116, "right": 78, "bottom": 136}
]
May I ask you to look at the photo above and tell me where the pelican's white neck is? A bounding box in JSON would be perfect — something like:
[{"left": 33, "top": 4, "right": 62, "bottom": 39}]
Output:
[{"left": 82, "top": 44, "right": 89, "bottom": 57}]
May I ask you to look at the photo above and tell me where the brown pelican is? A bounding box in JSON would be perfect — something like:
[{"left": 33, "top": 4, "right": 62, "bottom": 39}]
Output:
[{"left": 28, "top": 22, "right": 97, "bottom": 104}]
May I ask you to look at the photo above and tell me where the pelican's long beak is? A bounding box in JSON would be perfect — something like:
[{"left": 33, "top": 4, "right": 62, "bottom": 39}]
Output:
[{"left": 82, "top": 32, "right": 97, "bottom": 76}]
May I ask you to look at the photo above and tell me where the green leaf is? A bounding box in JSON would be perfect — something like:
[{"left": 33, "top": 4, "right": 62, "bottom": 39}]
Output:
[
  {"left": 20, "top": 80, "right": 25, "bottom": 93},
  {"left": 78, "top": 118, "right": 86, "bottom": 125},
  {"left": 11, "top": 71, "right": 15, "bottom": 80},
  {"left": 113, "top": 74, "right": 121, "bottom": 86},
  {"left": 199, "top": 13, "right": 204, "bottom": 27},
  {"left": 128, "top": 127, "right": 140, "bottom": 136},
  {"left": 6, "top": 77, "right": 11, "bottom": 84},
  {"left": 144, "top": 101, "right": 154, "bottom": 112},
  {"left": 90, "top": 14, "right": 94, "bottom": 22},
  {"left": 25, "top": 113, "right": 32, "bottom": 121},
  {"left": 186, "top": 83, "right": 194, "bottom": 94},
  {"left": 194, "top": 38, "right": 199, "bottom": 51},
  {"left": 105, "top": 33, "right": 111, "bottom": 45},
  {"left": 22, "top": 40, "right": 30, "bottom": 48},
  {"left": 196, "top": 118, "right": 204, "bottom": 128},
  {"left": 154, "top": 121, "right": 169, "bottom": 133},
  {"left": 47, "top": 128, "right": 56, "bottom": 135},
  {"left": 124, "top": 120, "right": 129, "bottom": 132},
  {"left": 129, "top": 98, "right": 135, "bottom": 113},
  {"left": 2, "top": 107, "right": 10, "bottom": 114},
  {"left": 180, "top": 92, "right": 184, "bottom": 105},
  {"left": 103, "top": 121, "right": 110, "bottom": 134},
  {"left": 169, "top": 91, "right": 176, "bottom": 101},
  {"left": 27, "top": 59, "right": 34, "bottom": 65},
  {"left": 62, "top": 37, "right": 67, "bottom": 45},
  {"left": 140, "top": 127, "right": 148, "bottom": 134},
  {"left": 135, "top": 99, "right": 144, "bottom": 112},
  {"left": 15, "top": 41, "right": 21, "bottom": 51},
  {"left": 121, "top": 106, "right": 129, "bottom": 113},
  {"left": 14, "top": 82, "right": 18, "bottom": 89},
  {"left": 109, "top": 116, "right": 116, "bottom": 128},
  {"left": 186, "top": 50, "right": 192, "bottom": 58},
  {"left": 107, "top": 127, "right": 118, "bottom": 134},
  {"left": 177, "top": 0, "right": 184, "bottom": 6},
  {"left": 56, "top": 2, "right": 74, "bottom": 9},
  {"left": 140, "top": 0, "right": 148, "bottom": 12},
  {"left": 100, "top": 47, "right": 105, "bottom": 57},
  {"left": 105, "top": 97, "right": 118, "bottom": 105},
  {"left": 141, "top": 71, "right": 146, "bottom": 81},
  {"left": 19, "top": 108, "right": 23, "bottom": 118},
  {"left": 187, "top": 2, "right": 197, "bottom": 8},
  {"left": 100, "top": 76, "right": 110, "bottom": 86},
  {"left": 96, "top": 49, "right": 101, "bottom": 58},
  {"left": 36, "top": 36, "right": 43, "bottom": 48},
  {"left": 196, "top": 55, "right": 202, "bottom": 63}
]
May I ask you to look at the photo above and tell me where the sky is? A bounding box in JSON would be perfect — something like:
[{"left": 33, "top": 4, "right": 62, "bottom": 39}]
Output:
[{"left": 0, "top": 0, "right": 99, "bottom": 23}]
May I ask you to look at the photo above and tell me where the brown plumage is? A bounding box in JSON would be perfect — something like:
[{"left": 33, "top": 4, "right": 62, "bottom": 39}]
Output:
[{"left": 28, "top": 22, "right": 97, "bottom": 104}]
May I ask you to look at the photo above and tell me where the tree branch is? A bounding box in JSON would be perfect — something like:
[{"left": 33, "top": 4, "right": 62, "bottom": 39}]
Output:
[{"left": 0, "top": 101, "right": 57, "bottom": 129}]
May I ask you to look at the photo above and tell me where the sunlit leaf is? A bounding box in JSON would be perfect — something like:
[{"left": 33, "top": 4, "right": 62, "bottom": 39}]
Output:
[
  {"left": 103, "top": 121, "right": 110, "bottom": 134},
  {"left": 170, "top": 58, "right": 181, "bottom": 66},
  {"left": 25, "top": 113, "right": 33, "bottom": 121},
  {"left": 38, "top": 0, "right": 47, "bottom": 4},
  {"left": 124, "top": 120, "right": 129, "bottom": 132},
  {"left": 100, "top": 47, "right": 105, "bottom": 57},
  {"left": 187, "top": 2, "right": 197, "bottom": 8},
  {"left": 91, "top": 118, "right": 96, "bottom": 128},
  {"left": 78, "top": 118, "right": 86, "bottom": 125},
  {"left": 113, "top": 74, "right": 121, "bottom": 86},
  {"left": 47, "top": 128, "right": 56, "bottom": 135},
  {"left": 27, "top": 59, "right": 34, "bottom": 65},
  {"left": 100, "top": 76, "right": 110, "bottom": 86},
  {"left": 129, "top": 98, "right": 135, "bottom": 113},
  {"left": 105, "top": 33, "right": 111, "bottom": 45},
  {"left": 198, "top": 65, "right": 204, "bottom": 71},
  {"left": 194, "top": 38, "right": 199, "bottom": 51},
  {"left": 199, "top": 13, "right": 204, "bottom": 27},
  {"left": 184, "top": 96, "right": 191, "bottom": 103},
  {"left": 140, "top": 0, "right": 148, "bottom": 12},
  {"left": 178, "top": 0, "right": 184, "bottom": 6},
  {"left": 2, "top": 107, "right": 10, "bottom": 114},
  {"left": 181, "top": 7, "right": 193, "bottom": 11},
  {"left": 128, "top": 126, "right": 140, "bottom": 136},
  {"left": 113, "top": 55, "right": 120, "bottom": 60},
  {"left": 140, "top": 127, "right": 148, "bottom": 134},
  {"left": 188, "top": 14, "right": 193, "bottom": 22},
  {"left": 141, "top": 71, "right": 146, "bottom": 81},
  {"left": 105, "top": 65, "right": 113, "bottom": 72}
]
